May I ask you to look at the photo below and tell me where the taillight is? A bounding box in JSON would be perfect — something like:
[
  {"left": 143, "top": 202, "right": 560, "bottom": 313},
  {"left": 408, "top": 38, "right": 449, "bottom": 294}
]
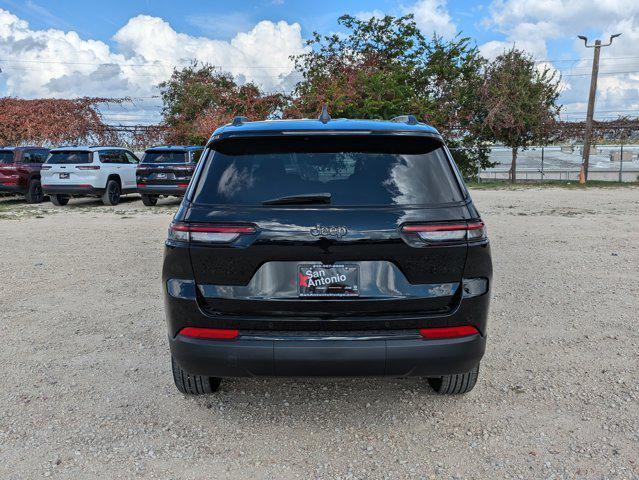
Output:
[
  {"left": 419, "top": 326, "right": 478, "bottom": 339},
  {"left": 168, "top": 222, "right": 256, "bottom": 243},
  {"left": 402, "top": 221, "right": 486, "bottom": 242},
  {"left": 76, "top": 165, "right": 100, "bottom": 170},
  {"left": 179, "top": 327, "right": 239, "bottom": 339},
  {"left": 177, "top": 183, "right": 190, "bottom": 188}
]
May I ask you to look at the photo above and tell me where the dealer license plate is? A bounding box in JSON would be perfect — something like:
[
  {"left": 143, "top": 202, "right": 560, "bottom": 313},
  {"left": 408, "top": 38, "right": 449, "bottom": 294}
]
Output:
[{"left": 298, "top": 264, "right": 359, "bottom": 298}]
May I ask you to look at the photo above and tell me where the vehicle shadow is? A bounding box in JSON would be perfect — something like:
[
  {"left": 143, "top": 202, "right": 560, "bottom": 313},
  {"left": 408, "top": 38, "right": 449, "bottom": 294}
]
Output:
[
  {"left": 0, "top": 195, "right": 26, "bottom": 205},
  {"left": 64, "top": 195, "right": 142, "bottom": 208},
  {"left": 185, "top": 376, "right": 463, "bottom": 426}
]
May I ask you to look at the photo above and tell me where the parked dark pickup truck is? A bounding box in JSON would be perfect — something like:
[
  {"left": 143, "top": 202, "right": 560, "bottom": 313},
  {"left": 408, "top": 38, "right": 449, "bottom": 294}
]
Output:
[
  {"left": 0, "top": 146, "right": 50, "bottom": 203},
  {"left": 136, "top": 146, "right": 204, "bottom": 206}
]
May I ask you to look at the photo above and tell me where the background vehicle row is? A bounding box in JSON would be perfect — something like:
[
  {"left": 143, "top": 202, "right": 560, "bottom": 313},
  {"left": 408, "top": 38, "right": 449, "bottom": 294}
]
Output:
[{"left": 1, "top": 144, "right": 205, "bottom": 206}]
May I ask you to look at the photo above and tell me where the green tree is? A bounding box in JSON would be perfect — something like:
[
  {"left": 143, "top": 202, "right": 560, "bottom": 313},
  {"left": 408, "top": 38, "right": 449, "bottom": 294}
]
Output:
[
  {"left": 159, "top": 62, "right": 285, "bottom": 144},
  {"left": 481, "top": 48, "right": 561, "bottom": 182},
  {"left": 287, "top": 14, "right": 493, "bottom": 178}
]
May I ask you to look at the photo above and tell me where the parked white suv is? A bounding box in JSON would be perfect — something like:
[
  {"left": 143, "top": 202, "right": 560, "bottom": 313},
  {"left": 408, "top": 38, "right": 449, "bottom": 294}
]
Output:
[{"left": 42, "top": 147, "right": 140, "bottom": 206}]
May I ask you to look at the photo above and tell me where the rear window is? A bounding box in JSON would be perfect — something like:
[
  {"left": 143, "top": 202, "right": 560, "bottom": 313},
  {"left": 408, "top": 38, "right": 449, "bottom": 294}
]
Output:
[
  {"left": 142, "top": 151, "right": 187, "bottom": 164},
  {"left": 192, "top": 136, "right": 463, "bottom": 206},
  {"left": 0, "top": 150, "right": 14, "bottom": 164},
  {"left": 47, "top": 151, "right": 92, "bottom": 164}
]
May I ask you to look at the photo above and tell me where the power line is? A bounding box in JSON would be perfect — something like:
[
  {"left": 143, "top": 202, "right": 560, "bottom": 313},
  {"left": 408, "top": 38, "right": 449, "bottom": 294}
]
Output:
[
  {"left": 561, "top": 70, "right": 639, "bottom": 77},
  {"left": 3, "top": 56, "right": 639, "bottom": 68},
  {"left": 534, "top": 55, "right": 639, "bottom": 64},
  {"left": 0, "top": 58, "right": 296, "bottom": 69}
]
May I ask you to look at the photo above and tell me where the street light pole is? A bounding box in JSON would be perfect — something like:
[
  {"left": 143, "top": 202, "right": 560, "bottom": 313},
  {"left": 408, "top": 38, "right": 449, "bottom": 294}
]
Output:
[{"left": 577, "top": 33, "right": 621, "bottom": 183}]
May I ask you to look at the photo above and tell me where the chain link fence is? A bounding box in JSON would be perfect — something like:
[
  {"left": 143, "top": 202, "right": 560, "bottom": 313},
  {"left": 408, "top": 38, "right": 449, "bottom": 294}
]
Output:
[{"left": 478, "top": 144, "right": 639, "bottom": 182}]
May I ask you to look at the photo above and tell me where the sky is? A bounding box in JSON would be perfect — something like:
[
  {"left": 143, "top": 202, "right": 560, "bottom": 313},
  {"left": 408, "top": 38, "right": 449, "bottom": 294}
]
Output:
[{"left": 1, "top": 0, "right": 638, "bottom": 125}]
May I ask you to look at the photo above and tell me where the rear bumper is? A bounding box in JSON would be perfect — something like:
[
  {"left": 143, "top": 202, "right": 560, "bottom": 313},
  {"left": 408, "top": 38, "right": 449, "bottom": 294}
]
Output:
[
  {"left": 42, "top": 185, "right": 104, "bottom": 196},
  {"left": 0, "top": 183, "right": 24, "bottom": 194},
  {"left": 169, "top": 332, "right": 485, "bottom": 378},
  {"left": 137, "top": 184, "right": 186, "bottom": 196}
]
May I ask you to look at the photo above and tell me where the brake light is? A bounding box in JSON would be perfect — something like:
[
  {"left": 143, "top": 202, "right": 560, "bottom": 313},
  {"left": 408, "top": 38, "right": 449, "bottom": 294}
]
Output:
[
  {"left": 168, "top": 222, "right": 256, "bottom": 243},
  {"left": 402, "top": 221, "right": 485, "bottom": 242},
  {"left": 177, "top": 183, "right": 189, "bottom": 188},
  {"left": 76, "top": 165, "right": 100, "bottom": 170},
  {"left": 419, "top": 326, "right": 478, "bottom": 339},
  {"left": 466, "top": 221, "right": 486, "bottom": 240},
  {"left": 179, "top": 327, "right": 239, "bottom": 339}
]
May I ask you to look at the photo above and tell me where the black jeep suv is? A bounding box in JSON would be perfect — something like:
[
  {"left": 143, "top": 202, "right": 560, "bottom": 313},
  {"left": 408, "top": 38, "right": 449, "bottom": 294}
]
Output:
[
  {"left": 163, "top": 114, "right": 492, "bottom": 395},
  {"left": 136, "top": 146, "right": 204, "bottom": 206}
]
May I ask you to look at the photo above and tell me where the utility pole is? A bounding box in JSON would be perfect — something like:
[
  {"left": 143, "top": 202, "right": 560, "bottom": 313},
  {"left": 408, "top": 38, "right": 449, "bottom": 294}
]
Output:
[{"left": 577, "top": 33, "right": 621, "bottom": 183}]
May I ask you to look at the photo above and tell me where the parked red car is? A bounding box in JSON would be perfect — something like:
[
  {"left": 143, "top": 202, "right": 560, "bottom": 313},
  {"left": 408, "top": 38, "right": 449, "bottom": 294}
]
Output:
[{"left": 0, "top": 147, "right": 50, "bottom": 203}]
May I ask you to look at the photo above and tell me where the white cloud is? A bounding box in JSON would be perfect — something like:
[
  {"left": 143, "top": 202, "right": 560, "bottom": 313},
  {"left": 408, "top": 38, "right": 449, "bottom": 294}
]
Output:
[
  {"left": 0, "top": 8, "right": 307, "bottom": 122},
  {"left": 481, "top": 0, "right": 639, "bottom": 120},
  {"left": 354, "top": 10, "right": 386, "bottom": 21},
  {"left": 403, "top": 0, "right": 458, "bottom": 39}
]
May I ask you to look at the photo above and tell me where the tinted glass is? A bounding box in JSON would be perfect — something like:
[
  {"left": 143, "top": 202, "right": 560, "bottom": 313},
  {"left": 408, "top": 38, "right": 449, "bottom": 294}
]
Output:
[
  {"left": 47, "top": 151, "right": 92, "bottom": 164},
  {"left": 22, "top": 150, "right": 48, "bottom": 164},
  {"left": 0, "top": 150, "right": 14, "bottom": 164},
  {"left": 192, "top": 136, "right": 463, "bottom": 206},
  {"left": 125, "top": 152, "right": 139, "bottom": 164},
  {"left": 99, "top": 150, "right": 128, "bottom": 164},
  {"left": 142, "top": 152, "right": 187, "bottom": 164}
]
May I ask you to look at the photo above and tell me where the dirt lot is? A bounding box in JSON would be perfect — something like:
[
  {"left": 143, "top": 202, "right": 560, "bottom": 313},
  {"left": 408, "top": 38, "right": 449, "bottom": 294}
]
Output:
[{"left": 0, "top": 187, "right": 638, "bottom": 479}]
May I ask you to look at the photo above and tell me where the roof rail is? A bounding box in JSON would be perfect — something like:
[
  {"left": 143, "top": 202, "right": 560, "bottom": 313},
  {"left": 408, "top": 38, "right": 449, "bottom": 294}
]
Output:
[
  {"left": 318, "top": 104, "right": 331, "bottom": 124},
  {"left": 232, "top": 116, "right": 249, "bottom": 127},
  {"left": 390, "top": 115, "right": 419, "bottom": 126}
]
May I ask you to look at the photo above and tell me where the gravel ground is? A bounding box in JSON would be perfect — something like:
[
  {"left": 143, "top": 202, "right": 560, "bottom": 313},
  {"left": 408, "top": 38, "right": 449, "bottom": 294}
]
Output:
[{"left": 0, "top": 188, "right": 637, "bottom": 480}]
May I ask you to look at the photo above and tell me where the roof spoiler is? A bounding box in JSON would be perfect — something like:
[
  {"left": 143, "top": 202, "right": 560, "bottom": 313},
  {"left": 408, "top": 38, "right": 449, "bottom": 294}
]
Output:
[{"left": 390, "top": 115, "right": 419, "bottom": 125}]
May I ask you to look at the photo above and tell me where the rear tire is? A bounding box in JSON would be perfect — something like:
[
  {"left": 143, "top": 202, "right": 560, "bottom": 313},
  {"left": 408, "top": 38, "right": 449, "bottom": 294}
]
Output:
[
  {"left": 50, "top": 194, "right": 69, "bottom": 206},
  {"left": 25, "top": 179, "right": 44, "bottom": 203},
  {"left": 102, "top": 179, "right": 121, "bottom": 206},
  {"left": 171, "top": 357, "right": 221, "bottom": 395},
  {"left": 141, "top": 194, "right": 158, "bottom": 206},
  {"left": 427, "top": 364, "right": 480, "bottom": 395}
]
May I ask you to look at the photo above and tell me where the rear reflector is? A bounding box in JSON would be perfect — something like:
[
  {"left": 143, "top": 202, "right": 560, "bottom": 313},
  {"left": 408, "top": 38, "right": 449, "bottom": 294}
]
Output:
[
  {"left": 402, "top": 222, "right": 485, "bottom": 242},
  {"left": 177, "top": 184, "right": 190, "bottom": 188},
  {"left": 168, "top": 222, "right": 256, "bottom": 243},
  {"left": 179, "top": 327, "right": 239, "bottom": 340},
  {"left": 419, "top": 326, "right": 479, "bottom": 339}
]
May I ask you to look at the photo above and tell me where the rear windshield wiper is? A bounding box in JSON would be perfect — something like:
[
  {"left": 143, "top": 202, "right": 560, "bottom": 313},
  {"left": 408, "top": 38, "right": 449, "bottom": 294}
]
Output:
[{"left": 262, "top": 192, "right": 332, "bottom": 205}]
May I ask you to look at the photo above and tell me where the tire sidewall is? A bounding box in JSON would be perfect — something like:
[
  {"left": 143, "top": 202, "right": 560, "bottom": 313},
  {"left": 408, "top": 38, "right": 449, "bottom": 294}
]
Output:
[
  {"left": 26, "top": 179, "right": 44, "bottom": 204},
  {"left": 103, "top": 180, "right": 121, "bottom": 206}
]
